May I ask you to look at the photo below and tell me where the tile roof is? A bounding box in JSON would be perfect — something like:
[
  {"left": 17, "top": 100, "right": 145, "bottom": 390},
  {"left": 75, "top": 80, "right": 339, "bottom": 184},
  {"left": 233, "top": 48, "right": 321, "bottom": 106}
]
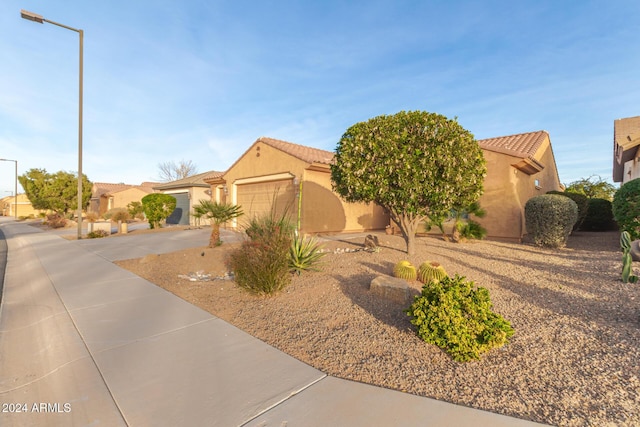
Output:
[
  {"left": 614, "top": 115, "right": 640, "bottom": 147},
  {"left": 153, "top": 170, "right": 224, "bottom": 190},
  {"left": 477, "top": 130, "right": 549, "bottom": 160},
  {"left": 91, "top": 182, "right": 133, "bottom": 198},
  {"left": 258, "top": 137, "right": 335, "bottom": 165}
]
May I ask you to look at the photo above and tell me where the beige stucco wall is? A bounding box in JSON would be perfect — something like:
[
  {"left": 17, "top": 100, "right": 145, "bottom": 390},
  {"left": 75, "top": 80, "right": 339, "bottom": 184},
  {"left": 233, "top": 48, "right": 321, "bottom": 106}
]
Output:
[
  {"left": 110, "top": 188, "right": 151, "bottom": 211},
  {"left": 223, "top": 141, "right": 308, "bottom": 188},
  {"left": 301, "top": 168, "right": 389, "bottom": 233},
  {"left": 476, "top": 137, "right": 562, "bottom": 241}
]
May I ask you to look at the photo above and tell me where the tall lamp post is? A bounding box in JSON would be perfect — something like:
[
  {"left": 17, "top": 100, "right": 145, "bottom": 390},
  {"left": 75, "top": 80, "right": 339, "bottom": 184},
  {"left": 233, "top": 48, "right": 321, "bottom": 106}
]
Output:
[
  {"left": 0, "top": 159, "right": 18, "bottom": 220},
  {"left": 21, "top": 9, "right": 84, "bottom": 239}
]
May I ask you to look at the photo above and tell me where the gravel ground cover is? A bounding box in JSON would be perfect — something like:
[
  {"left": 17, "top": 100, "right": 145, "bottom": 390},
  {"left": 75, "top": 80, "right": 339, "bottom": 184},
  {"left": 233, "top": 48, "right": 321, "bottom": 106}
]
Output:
[{"left": 115, "top": 230, "right": 640, "bottom": 427}]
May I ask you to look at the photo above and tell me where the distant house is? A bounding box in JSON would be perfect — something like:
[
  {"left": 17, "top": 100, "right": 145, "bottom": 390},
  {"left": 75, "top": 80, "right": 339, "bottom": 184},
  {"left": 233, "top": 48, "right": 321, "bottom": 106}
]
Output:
[
  {"left": 153, "top": 171, "right": 224, "bottom": 226},
  {"left": 89, "top": 182, "right": 158, "bottom": 217},
  {"left": 613, "top": 115, "right": 640, "bottom": 184},
  {"left": 475, "top": 130, "right": 563, "bottom": 241},
  {"left": 204, "top": 137, "right": 389, "bottom": 233},
  {"left": 0, "top": 193, "right": 44, "bottom": 218}
]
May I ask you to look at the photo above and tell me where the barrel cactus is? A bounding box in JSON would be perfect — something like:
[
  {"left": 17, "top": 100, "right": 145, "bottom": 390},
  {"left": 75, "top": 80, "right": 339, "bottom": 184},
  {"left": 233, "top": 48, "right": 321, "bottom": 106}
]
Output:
[
  {"left": 393, "top": 260, "right": 417, "bottom": 281},
  {"left": 417, "top": 261, "right": 448, "bottom": 284}
]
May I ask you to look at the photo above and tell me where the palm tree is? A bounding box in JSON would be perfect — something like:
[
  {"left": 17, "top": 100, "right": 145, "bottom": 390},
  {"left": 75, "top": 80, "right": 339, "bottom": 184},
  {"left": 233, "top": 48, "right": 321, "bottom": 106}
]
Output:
[{"left": 192, "top": 200, "right": 243, "bottom": 248}]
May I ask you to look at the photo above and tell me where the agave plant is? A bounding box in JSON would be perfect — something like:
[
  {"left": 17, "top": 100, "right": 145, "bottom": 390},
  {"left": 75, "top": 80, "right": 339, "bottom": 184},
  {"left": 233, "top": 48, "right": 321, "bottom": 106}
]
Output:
[{"left": 289, "top": 232, "right": 325, "bottom": 275}]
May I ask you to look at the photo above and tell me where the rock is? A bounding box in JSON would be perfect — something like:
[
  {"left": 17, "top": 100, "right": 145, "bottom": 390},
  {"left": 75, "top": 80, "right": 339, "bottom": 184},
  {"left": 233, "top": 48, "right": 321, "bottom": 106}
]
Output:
[
  {"left": 364, "top": 234, "right": 380, "bottom": 250},
  {"left": 370, "top": 275, "right": 411, "bottom": 304},
  {"left": 631, "top": 240, "right": 640, "bottom": 262}
]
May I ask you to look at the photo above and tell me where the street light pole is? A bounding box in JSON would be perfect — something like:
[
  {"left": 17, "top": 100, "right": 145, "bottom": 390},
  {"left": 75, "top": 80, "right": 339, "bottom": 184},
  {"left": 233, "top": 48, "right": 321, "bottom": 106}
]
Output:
[
  {"left": 0, "top": 159, "right": 18, "bottom": 220},
  {"left": 21, "top": 9, "right": 84, "bottom": 239}
]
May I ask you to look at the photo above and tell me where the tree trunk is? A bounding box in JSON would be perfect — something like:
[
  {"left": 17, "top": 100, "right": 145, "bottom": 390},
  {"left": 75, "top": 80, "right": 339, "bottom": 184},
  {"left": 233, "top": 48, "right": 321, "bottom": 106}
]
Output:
[
  {"left": 209, "top": 223, "right": 220, "bottom": 248},
  {"left": 392, "top": 211, "right": 423, "bottom": 256}
]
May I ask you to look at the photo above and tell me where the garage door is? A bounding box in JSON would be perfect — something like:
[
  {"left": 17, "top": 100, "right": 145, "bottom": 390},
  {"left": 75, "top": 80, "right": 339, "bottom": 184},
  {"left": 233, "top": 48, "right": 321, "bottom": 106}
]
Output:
[
  {"left": 236, "top": 179, "right": 296, "bottom": 223},
  {"left": 165, "top": 193, "right": 190, "bottom": 225}
]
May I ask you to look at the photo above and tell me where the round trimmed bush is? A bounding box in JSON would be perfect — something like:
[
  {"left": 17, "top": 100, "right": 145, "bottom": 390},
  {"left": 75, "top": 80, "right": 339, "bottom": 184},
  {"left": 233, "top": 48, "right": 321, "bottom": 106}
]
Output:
[
  {"left": 525, "top": 194, "right": 578, "bottom": 248},
  {"left": 613, "top": 178, "right": 640, "bottom": 240},
  {"left": 581, "top": 198, "right": 617, "bottom": 231},
  {"left": 547, "top": 190, "right": 588, "bottom": 231}
]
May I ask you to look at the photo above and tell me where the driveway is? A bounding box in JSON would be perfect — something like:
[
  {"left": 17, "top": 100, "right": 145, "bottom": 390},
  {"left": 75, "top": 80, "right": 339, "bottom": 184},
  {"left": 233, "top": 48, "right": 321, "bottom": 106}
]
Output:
[{"left": 74, "top": 227, "right": 243, "bottom": 261}]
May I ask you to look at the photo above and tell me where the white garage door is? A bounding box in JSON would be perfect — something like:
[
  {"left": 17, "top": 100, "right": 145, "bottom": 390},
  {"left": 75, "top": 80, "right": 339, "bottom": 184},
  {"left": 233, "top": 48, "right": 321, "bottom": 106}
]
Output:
[{"left": 236, "top": 179, "right": 296, "bottom": 222}]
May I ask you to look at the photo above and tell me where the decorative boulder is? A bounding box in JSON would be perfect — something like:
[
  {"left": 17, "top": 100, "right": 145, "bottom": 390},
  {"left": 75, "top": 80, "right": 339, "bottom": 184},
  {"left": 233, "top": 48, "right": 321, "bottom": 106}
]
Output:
[
  {"left": 364, "top": 234, "right": 380, "bottom": 250},
  {"left": 370, "top": 275, "right": 412, "bottom": 304},
  {"left": 632, "top": 240, "right": 640, "bottom": 262}
]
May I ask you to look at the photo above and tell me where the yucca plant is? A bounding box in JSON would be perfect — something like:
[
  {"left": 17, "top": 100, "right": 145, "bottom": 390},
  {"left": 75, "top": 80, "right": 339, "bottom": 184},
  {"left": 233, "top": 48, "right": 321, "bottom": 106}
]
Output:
[
  {"left": 192, "top": 200, "right": 243, "bottom": 247},
  {"left": 289, "top": 232, "right": 325, "bottom": 275}
]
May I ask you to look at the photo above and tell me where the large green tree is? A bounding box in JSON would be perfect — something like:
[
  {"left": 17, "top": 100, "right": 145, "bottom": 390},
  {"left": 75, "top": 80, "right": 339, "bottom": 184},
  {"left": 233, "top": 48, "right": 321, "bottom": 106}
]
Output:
[
  {"left": 19, "top": 168, "right": 92, "bottom": 216},
  {"left": 331, "top": 111, "right": 486, "bottom": 255}
]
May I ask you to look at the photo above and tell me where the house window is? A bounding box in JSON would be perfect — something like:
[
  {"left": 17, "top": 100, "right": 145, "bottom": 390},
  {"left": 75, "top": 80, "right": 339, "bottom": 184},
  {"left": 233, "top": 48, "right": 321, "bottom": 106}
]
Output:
[{"left": 534, "top": 179, "right": 541, "bottom": 189}]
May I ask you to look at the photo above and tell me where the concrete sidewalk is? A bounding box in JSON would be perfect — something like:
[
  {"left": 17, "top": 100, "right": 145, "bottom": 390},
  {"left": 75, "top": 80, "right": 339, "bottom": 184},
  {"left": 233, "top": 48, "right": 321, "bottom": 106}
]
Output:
[{"left": 0, "top": 220, "right": 549, "bottom": 426}]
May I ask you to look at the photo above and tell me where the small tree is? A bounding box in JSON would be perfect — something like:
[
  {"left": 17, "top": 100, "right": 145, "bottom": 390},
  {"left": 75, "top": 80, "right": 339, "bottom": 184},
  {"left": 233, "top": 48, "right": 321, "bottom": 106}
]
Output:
[
  {"left": 141, "top": 193, "right": 177, "bottom": 229},
  {"left": 192, "top": 200, "right": 243, "bottom": 247},
  {"left": 127, "top": 201, "right": 145, "bottom": 220},
  {"left": 565, "top": 175, "right": 616, "bottom": 201},
  {"left": 157, "top": 160, "right": 198, "bottom": 182},
  {"left": 331, "top": 111, "right": 486, "bottom": 255}
]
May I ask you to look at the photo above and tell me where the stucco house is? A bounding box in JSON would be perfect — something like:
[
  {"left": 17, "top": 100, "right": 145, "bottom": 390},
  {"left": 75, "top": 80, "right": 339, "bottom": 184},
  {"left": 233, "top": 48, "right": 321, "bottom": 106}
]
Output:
[
  {"left": 89, "top": 182, "right": 157, "bottom": 217},
  {"left": 613, "top": 115, "right": 640, "bottom": 184},
  {"left": 475, "top": 130, "right": 563, "bottom": 241},
  {"left": 204, "top": 137, "right": 389, "bottom": 233},
  {"left": 154, "top": 170, "right": 224, "bottom": 226},
  {"left": 204, "top": 132, "right": 562, "bottom": 241}
]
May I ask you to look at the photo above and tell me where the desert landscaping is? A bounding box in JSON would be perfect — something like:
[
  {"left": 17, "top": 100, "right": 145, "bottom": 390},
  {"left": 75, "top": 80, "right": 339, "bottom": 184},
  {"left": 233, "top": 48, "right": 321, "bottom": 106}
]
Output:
[{"left": 114, "top": 228, "right": 640, "bottom": 427}]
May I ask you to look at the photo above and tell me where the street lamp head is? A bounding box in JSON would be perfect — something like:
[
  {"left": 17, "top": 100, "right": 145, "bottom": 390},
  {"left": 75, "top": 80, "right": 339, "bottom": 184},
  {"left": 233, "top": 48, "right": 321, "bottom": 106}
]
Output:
[{"left": 21, "top": 9, "right": 44, "bottom": 24}]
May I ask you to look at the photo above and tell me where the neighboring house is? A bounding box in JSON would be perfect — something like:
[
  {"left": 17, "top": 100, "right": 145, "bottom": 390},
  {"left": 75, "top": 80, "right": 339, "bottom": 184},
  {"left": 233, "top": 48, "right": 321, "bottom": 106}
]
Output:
[
  {"left": 613, "top": 115, "right": 640, "bottom": 184},
  {"left": 154, "top": 171, "right": 224, "bottom": 226},
  {"left": 204, "top": 137, "right": 389, "bottom": 233},
  {"left": 0, "top": 193, "right": 44, "bottom": 218},
  {"left": 475, "top": 130, "right": 563, "bottom": 241},
  {"left": 90, "top": 182, "right": 158, "bottom": 217}
]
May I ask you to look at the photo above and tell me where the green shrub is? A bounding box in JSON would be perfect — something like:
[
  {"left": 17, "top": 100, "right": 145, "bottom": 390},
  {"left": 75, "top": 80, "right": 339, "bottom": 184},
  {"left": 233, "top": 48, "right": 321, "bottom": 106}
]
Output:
[
  {"left": 104, "top": 207, "right": 130, "bottom": 222},
  {"left": 290, "top": 233, "right": 325, "bottom": 275},
  {"left": 547, "top": 190, "right": 589, "bottom": 231},
  {"left": 141, "top": 194, "right": 177, "bottom": 229},
  {"left": 525, "top": 194, "right": 578, "bottom": 248},
  {"left": 581, "top": 198, "right": 617, "bottom": 231},
  {"left": 87, "top": 230, "right": 108, "bottom": 239},
  {"left": 405, "top": 275, "right": 514, "bottom": 362},
  {"left": 46, "top": 214, "right": 67, "bottom": 229},
  {"left": 613, "top": 178, "right": 640, "bottom": 240},
  {"left": 227, "top": 212, "right": 293, "bottom": 295},
  {"left": 127, "top": 201, "right": 145, "bottom": 220},
  {"left": 456, "top": 219, "right": 487, "bottom": 240},
  {"left": 393, "top": 260, "right": 417, "bottom": 280}
]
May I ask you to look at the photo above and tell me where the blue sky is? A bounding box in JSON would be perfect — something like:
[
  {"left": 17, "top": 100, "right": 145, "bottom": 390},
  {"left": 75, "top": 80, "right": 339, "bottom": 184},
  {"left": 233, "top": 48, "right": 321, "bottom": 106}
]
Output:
[{"left": 2, "top": 0, "right": 639, "bottom": 196}]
